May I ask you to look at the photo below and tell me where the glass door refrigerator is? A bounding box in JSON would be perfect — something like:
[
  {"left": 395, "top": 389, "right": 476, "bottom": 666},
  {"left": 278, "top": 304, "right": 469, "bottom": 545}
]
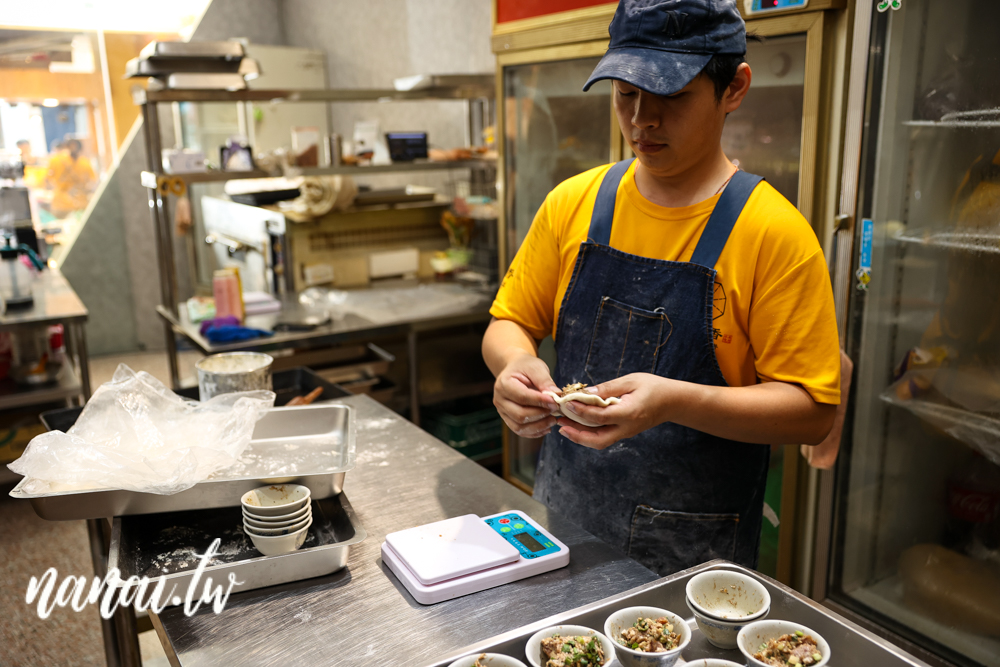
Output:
[{"left": 820, "top": 1, "right": 1000, "bottom": 666}]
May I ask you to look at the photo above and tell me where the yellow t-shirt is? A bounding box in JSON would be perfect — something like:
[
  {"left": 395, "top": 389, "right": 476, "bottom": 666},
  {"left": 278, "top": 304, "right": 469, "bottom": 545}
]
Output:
[{"left": 491, "top": 161, "right": 841, "bottom": 405}]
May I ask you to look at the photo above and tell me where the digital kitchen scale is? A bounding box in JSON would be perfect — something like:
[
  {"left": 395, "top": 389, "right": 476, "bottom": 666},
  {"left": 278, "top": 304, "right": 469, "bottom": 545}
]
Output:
[{"left": 381, "top": 511, "right": 570, "bottom": 604}]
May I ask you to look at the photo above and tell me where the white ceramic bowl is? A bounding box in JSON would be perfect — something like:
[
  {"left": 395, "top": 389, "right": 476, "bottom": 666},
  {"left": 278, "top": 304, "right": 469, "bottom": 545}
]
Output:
[
  {"left": 245, "top": 519, "right": 312, "bottom": 556},
  {"left": 243, "top": 511, "right": 312, "bottom": 536},
  {"left": 737, "top": 620, "right": 831, "bottom": 667},
  {"left": 240, "top": 484, "right": 311, "bottom": 517},
  {"left": 683, "top": 661, "right": 744, "bottom": 667},
  {"left": 243, "top": 504, "right": 311, "bottom": 526},
  {"left": 685, "top": 569, "right": 771, "bottom": 622},
  {"left": 685, "top": 598, "right": 766, "bottom": 650},
  {"left": 447, "top": 653, "right": 528, "bottom": 667},
  {"left": 603, "top": 606, "right": 690, "bottom": 667},
  {"left": 524, "top": 625, "right": 615, "bottom": 667}
]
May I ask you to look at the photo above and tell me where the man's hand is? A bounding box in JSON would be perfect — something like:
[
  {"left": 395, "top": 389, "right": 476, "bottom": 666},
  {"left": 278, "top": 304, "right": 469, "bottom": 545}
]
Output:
[
  {"left": 494, "top": 352, "right": 561, "bottom": 439},
  {"left": 556, "top": 373, "right": 671, "bottom": 449}
]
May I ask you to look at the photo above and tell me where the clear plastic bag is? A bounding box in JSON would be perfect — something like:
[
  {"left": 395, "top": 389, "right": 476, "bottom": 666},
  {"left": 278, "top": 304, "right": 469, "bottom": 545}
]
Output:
[{"left": 8, "top": 364, "right": 274, "bottom": 495}]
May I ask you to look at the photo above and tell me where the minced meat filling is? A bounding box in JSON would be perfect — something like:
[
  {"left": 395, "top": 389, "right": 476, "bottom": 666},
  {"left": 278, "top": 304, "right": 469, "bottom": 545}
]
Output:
[
  {"left": 472, "top": 655, "right": 488, "bottom": 667},
  {"left": 753, "top": 631, "right": 823, "bottom": 666},
  {"left": 617, "top": 616, "right": 680, "bottom": 652},
  {"left": 539, "top": 635, "right": 605, "bottom": 667}
]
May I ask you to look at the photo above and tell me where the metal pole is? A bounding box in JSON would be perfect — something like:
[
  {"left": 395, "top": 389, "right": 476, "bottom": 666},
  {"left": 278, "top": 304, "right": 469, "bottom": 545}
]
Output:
[
  {"left": 75, "top": 321, "right": 91, "bottom": 399},
  {"left": 142, "top": 102, "right": 182, "bottom": 388},
  {"left": 408, "top": 329, "right": 420, "bottom": 427}
]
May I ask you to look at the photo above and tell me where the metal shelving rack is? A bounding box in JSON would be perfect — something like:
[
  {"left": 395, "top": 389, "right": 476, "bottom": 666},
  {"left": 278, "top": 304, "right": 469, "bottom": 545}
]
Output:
[{"left": 136, "top": 78, "right": 496, "bottom": 385}]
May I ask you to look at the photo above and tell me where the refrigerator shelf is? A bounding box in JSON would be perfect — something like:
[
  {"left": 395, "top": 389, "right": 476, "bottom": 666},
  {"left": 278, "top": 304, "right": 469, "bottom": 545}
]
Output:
[
  {"left": 894, "top": 229, "right": 1000, "bottom": 255},
  {"left": 904, "top": 107, "right": 1000, "bottom": 128},
  {"left": 904, "top": 120, "right": 1000, "bottom": 128},
  {"left": 880, "top": 392, "right": 1000, "bottom": 465},
  {"left": 850, "top": 574, "right": 1000, "bottom": 667}
]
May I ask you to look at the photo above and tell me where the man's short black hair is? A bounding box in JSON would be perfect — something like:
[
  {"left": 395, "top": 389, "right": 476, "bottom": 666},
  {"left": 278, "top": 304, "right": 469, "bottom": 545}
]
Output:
[{"left": 701, "top": 33, "right": 762, "bottom": 102}]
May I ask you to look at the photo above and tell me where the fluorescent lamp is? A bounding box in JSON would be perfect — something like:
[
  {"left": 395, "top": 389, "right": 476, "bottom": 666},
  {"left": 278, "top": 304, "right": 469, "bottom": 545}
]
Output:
[{"left": 42, "top": 99, "right": 59, "bottom": 107}]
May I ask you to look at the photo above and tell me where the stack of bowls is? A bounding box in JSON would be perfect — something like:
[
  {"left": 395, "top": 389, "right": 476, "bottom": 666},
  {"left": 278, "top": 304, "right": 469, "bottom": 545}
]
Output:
[
  {"left": 241, "top": 484, "right": 313, "bottom": 556},
  {"left": 685, "top": 569, "right": 771, "bottom": 649}
]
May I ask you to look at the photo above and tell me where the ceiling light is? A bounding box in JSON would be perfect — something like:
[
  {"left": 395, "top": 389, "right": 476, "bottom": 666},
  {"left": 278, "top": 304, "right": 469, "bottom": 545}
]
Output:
[{"left": 42, "top": 99, "right": 59, "bottom": 107}]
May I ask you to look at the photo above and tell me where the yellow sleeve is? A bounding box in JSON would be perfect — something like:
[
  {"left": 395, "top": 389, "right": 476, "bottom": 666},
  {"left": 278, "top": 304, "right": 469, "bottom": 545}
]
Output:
[
  {"left": 490, "top": 195, "right": 561, "bottom": 341},
  {"left": 750, "top": 244, "right": 841, "bottom": 405}
]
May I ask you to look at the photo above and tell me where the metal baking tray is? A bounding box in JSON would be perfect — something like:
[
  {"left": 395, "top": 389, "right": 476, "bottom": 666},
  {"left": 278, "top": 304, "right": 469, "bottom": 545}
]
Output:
[
  {"left": 430, "top": 561, "right": 931, "bottom": 667},
  {"left": 10, "top": 403, "right": 356, "bottom": 521},
  {"left": 108, "top": 492, "right": 366, "bottom": 605}
]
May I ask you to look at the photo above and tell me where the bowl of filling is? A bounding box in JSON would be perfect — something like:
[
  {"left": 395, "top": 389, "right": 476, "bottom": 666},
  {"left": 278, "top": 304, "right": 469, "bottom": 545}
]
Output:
[
  {"left": 737, "top": 620, "right": 830, "bottom": 667},
  {"left": 685, "top": 569, "right": 770, "bottom": 622},
  {"left": 603, "top": 607, "right": 690, "bottom": 667},
  {"left": 524, "top": 624, "right": 614, "bottom": 667},
  {"left": 447, "top": 653, "right": 528, "bottom": 667},
  {"left": 683, "top": 661, "right": 745, "bottom": 667}
]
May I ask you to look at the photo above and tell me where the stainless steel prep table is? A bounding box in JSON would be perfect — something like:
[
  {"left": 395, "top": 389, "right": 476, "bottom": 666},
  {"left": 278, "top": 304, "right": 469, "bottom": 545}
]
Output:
[
  {"left": 148, "top": 394, "right": 658, "bottom": 666},
  {"left": 156, "top": 286, "right": 493, "bottom": 425}
]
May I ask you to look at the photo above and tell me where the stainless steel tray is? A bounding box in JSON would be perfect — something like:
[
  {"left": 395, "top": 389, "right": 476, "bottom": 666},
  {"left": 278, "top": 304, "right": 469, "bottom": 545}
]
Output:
[
  {"left": 108, "top": 492, "right": 366, "bottom": 605},
  {"left": 431, "top": 561, "right": 931, "bottom": 667},
  {"left": 10, "top": 404, "right": 355, "bottom": 521}
]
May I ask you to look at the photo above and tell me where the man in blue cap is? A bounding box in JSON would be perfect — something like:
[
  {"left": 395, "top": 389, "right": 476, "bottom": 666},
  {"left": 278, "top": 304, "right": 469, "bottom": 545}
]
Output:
[{"left": 483, "top": 0, "right": 841, "bottom": 575}]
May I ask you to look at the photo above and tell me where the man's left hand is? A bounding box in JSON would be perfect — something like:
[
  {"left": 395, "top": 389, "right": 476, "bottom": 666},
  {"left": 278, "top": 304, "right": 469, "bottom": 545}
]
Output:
[{"left": 556, "top": 373, "right": 673, "bottom": 449}]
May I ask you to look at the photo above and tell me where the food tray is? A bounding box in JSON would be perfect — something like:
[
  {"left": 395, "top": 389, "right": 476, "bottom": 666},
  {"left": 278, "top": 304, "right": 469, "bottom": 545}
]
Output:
[
  {"left": 430, "top": 561, "right": 931, "bottom": 667},
  {"left": 10, "top": 403, "right": 356, "bottom": 521},
  {"left": 108, "top": 492, "right": 366, "bottom": 605}
]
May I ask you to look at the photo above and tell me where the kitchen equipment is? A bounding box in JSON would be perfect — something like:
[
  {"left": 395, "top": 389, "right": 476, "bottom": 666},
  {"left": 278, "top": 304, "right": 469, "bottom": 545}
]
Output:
[
  {"left": 107, "top": 492, "right": 366, "bottom": 605},
  {"left": 386, "top": 132, "right": 429, "bottom": 161},
  {"left": 430, "top": 562, "right": 930, "bottom": 667},
  {"left": 196, "top": 351, "right": 273, "bottom": 401},
  {"left": 686, "top": 599, "right": 760, "bottom": 650},
  {"left": 9, "top": 325, "right": 63, "bottom": 385},
  {"left": 12, "top": 403, "right": 356, "bottom": 521},
  {"left": 240, "top": 483, "right": 311, "bottom": 516},
  {"left": 244, "top": 520, "right": 311, "bottom": 555},
  {"left": 685, "top": 569, "right": 770, "bottom": 621},
  {"left": 382, "top": 511, "right": 570, "bottom": 605}
]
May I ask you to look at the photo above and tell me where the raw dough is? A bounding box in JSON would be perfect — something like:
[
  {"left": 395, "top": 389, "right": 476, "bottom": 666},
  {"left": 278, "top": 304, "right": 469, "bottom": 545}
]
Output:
[{"left": 545, "top": 383, "right": 621, "bottom": 428}]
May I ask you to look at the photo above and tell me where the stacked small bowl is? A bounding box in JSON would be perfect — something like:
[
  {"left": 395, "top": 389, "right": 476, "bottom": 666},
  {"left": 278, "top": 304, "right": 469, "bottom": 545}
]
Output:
[
  {"left": 685, "top": 569, "right": 771, "bottom": 649},
  {"left": 241, "top": 484, "right": 313, "bottom": 556}
]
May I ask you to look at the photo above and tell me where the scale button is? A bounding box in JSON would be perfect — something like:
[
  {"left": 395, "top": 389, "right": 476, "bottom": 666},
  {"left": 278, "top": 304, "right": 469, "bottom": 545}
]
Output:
[
  {"left": 500, "top": 526, "right": 511, "bottom": 533},
  {"left": 514, "top": 523, "right": 524, "bottom": 529},
  {"left": 499, "top": 518, "right": 510, "bottom": 524}
]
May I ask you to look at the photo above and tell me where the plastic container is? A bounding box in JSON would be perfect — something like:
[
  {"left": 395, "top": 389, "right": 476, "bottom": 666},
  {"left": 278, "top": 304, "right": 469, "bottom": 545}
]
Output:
[{"left": 423, "top": 396, "right": 503, "bottom": 461}]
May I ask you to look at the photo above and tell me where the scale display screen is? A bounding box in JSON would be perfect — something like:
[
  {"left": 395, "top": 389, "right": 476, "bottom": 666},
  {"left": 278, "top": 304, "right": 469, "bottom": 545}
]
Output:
[
  {"left": 484, "top": 513, "right": 562, "bottom": 559},
  {"left": 514, "top": 531, "right": 546, "bottom": 553}
]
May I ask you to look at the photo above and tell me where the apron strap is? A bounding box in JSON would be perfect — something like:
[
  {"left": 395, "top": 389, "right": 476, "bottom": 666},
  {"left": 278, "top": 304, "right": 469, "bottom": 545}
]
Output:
[
  {"left": 587, "top": 159, "right": 635, "bottom": 246},
  {"left": 689, "top": 170, "right": 764, "bottom": 269}
]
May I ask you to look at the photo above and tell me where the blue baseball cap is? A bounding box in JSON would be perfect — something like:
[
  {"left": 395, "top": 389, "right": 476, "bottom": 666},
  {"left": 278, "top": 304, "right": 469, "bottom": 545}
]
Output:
[{"left": 584, "top": 0, "right": 747, "bottom": 96}]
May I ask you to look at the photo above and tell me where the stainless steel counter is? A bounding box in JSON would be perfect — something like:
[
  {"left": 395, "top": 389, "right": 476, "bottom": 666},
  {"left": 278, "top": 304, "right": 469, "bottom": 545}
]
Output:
[{"left": 150, "top": 394, "right": 657, "bottom": 666}]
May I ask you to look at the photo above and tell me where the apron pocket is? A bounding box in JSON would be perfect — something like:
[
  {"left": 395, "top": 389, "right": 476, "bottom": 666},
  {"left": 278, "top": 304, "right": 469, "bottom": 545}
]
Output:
[
  {"left": 627, "top": 505, "right": 739, "bottom": 575},
  {"left": 584, "top": 297, "right": 671, "bottom": 385}
]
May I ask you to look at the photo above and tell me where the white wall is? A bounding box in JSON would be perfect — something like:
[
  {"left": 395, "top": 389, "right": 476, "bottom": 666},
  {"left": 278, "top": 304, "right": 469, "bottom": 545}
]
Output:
[{"left": 282, "top": 0, "right": 494, "bottom": 188}]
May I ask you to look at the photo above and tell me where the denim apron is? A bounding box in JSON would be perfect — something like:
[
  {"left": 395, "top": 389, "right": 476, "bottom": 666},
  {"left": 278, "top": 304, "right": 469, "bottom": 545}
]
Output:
[{"left": 533, "top": 159, "right": 771, "bottom": 575}]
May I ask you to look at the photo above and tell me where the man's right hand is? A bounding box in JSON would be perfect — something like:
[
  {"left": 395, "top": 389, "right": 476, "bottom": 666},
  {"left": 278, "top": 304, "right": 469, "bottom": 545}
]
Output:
[{"left": 493, "top": 352, "right": 561, "bottom": 439}]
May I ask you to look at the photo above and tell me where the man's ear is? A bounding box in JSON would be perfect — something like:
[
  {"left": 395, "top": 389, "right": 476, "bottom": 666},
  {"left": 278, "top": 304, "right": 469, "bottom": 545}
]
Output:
[{"left": 723, "top": 62, "right": 752, "bottom": 114}]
